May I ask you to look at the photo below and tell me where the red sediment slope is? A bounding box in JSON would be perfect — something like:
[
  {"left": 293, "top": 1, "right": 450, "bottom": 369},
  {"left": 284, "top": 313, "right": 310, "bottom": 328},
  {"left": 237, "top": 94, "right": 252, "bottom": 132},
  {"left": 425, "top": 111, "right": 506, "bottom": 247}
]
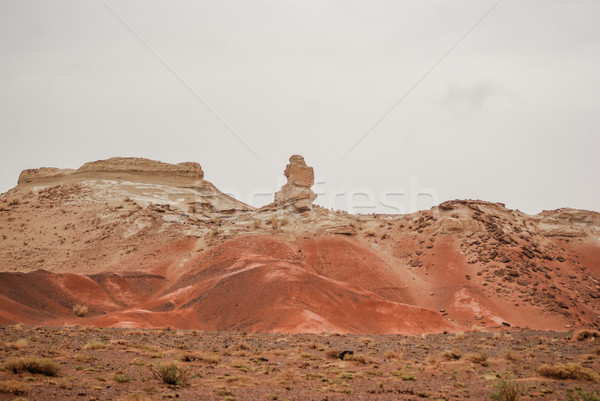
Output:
[
  {"left": 0, "top": 236, "right": 452, "bottom": 334},
  {"left": 1, "top": 158, "right": 598, "bottom": 333}
]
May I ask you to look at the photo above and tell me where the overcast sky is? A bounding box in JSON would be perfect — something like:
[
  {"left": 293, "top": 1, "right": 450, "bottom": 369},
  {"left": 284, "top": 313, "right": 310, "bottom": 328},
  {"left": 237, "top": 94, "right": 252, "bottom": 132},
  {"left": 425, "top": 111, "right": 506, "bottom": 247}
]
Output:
[{"left": 1, "top": 1, "right": 598, "bottom": 214}]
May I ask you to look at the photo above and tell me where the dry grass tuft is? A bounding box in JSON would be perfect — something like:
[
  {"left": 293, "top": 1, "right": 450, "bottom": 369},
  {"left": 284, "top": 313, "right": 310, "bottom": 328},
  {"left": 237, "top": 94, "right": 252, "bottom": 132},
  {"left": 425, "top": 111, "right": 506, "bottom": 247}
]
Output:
[
  {"left": 84, "top": 339, "right": 105, "bottom": 350},
  {"left": 384, "top": 350, "right": 401, "bottom": 360},
  {"left": 443, "top": 349, "right": 462, "bottom": 361},
  {"left": 466, "top": 352, "right": 489, "bottom": 367},
  {"left": 566, "top": 388, "right": 600, "bottom": 401},
  {"left": 72, "top": 304, "right": 88, "bottom": 317},
  {"left": 325, "top": 349, "right": 342, "bottom": 359},
  {"left": 236, "top": 341, "right": 250, "bottom": 350},
  {"left": 3, "top": 357, "right": 60, "bottom": 376},
  {"left": 152, "top": 361, "right": 190, "bottom": 386},
  {"left": 180, "top": 352, "right": 220, "bottom": 364},
  {"left": 112, "top": 373, "right": 133, "bottom": 383},
  {"left": 0, "top": 379, "right": 30, "bottom": 395},
  {"left": 573, "top": 330, "right": 600, "bottom": 341},
  {"left": 5, "top": 338, "right": 28, "bottom": 350},
  {"left": 536, "top": 363, "right": 599, "bottom": 382},
  {"left": 489, "top": 374, "right": 523, "bottom": 401}
]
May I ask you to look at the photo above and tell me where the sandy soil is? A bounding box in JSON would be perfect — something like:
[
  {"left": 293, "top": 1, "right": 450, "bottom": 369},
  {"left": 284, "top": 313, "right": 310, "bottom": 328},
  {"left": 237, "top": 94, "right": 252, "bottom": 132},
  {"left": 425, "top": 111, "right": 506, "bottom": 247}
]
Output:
[{"left": 1, "top": 325, "right": 600, "bottom": 400}]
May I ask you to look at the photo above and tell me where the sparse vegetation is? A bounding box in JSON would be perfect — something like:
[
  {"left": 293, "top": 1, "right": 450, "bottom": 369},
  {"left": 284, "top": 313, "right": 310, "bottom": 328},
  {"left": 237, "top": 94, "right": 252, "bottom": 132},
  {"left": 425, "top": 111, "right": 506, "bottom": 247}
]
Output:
[
  {"left": 466, "top": 352, "right": 489, "bottom": 367},
  {"left": 0, "top": 379, "right": 30, "bottom": 395},
  {"left": 3, "top": 357, "right": 60, "bottom": 376},
  {"left": 112, "top": 373, "right": 133, "bottom": 383},
  {"left": 392, "top": 370, "right": 416, "bottom": 381},
  {"left": 84, "top": 339, "right": 104, "bottom": 350},
  {"left": 180, "top": 351, "right": 220, "bottom": 364},
  {"left": 72, "top": 304, "right": 88, "bottom": 317},
  {"left": 488, "top": 374, "right": 523, "bottom": 401},
  {"left": 384, "top": 350, "right": 401, "bottom": 360},
  {"left": 443, "top": 349, "right": 462, "bottom": 360},
  {"left": 567, "top": 388, "right": 600, "bottom": 401},
  {"left": 573, "top": 330, "right": 600, "bottom": 341},
  {"left": 235, "top": 341, "right": 250, "bottom": 350},
  {"left": 5, "top": 338, "right": 28, "bottom": 349},
  {"left": 0, "top": 326, "right": 599, "bottom": 399},
  {"left": 536, "top": 363, "right": 600, "bottom": 382},
  {"left": 152, "top": 361, "right": 190, "bottom": 386}
]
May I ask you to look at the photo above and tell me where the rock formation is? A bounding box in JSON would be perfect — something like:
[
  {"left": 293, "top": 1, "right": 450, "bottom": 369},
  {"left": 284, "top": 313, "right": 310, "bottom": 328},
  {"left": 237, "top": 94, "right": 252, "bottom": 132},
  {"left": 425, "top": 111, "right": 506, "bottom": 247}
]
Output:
[
  {"left": 18, "top": 157, "right": 204, "bottom": 185},
  {"left": 2, "top": 156, "right": 600, "bottom": 334},
  {"left": 274, "top": 155, "right": 317, "bottom": 212},
  {"left": 78, "top": 157, "right": 204, "bottom": 180}
]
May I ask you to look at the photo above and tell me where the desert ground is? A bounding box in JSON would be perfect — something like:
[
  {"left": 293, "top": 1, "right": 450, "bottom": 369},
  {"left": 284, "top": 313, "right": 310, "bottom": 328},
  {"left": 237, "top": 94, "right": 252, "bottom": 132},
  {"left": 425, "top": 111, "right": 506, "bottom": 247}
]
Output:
[{"left": 1, "top": 325, "right": 600, "bottom": 400}]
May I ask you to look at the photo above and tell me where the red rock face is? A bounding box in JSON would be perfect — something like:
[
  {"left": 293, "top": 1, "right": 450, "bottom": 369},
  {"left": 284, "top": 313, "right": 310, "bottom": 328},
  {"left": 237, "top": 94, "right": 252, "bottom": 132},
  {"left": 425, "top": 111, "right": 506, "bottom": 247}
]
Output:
[{"left": 0, "top": 158, "right": 599, "bottom": 333}]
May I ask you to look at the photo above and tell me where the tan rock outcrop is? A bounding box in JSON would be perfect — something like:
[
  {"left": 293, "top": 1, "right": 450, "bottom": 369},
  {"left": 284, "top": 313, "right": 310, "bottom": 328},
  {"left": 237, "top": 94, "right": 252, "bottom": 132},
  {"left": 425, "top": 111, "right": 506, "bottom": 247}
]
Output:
[
  {"left": 78, "top": 157, "right": 204, "bottom": 179},
  {"left": 18, "top": 167, "right": 76, "bottom": 184},
  {"left": 17, "top": 157, "right": 204, "bottom": 185},
  {"left": 274, "top": 155, "right": 316, "bottom": 212}
]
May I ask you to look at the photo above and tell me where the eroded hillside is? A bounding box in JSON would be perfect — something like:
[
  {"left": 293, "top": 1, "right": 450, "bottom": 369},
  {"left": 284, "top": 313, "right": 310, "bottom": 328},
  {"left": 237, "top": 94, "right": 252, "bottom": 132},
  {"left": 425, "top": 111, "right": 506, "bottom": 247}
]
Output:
[{"left": 0, "top": 157, "right": 598, "bottom": 333}]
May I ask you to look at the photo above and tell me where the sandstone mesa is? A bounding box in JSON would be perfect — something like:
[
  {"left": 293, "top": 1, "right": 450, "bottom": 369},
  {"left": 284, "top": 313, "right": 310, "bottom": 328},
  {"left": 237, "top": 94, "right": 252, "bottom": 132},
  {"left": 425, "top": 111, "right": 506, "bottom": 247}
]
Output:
[{"left": 0, "top": 156, "right": 599, "bottom": 334}]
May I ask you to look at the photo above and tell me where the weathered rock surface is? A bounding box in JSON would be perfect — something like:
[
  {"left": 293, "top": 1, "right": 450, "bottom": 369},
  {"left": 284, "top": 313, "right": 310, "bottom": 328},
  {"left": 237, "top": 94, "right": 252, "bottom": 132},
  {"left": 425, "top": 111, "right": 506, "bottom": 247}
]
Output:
[
  {"left": 18, "top": 167, "right": 76, "bottom": 184},
  {"left": 78, "top": 157, "right": 204, "bottom": 180},
  {"left": 1, "top": 157, "right": 600, "bottom": 334},
  {"left": 19, "top": 157, "right": 204, "bottom": 185},
  {"left": 274, "top": 155, "right": 317, "bottom": 212}
]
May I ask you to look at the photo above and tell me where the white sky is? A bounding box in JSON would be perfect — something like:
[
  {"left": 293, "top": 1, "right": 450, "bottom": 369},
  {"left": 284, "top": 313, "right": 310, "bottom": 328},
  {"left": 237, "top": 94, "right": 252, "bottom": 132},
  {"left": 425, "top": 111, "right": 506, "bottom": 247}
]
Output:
[{"left": 1, "top": 1, "right": 599, "bottom": 214}]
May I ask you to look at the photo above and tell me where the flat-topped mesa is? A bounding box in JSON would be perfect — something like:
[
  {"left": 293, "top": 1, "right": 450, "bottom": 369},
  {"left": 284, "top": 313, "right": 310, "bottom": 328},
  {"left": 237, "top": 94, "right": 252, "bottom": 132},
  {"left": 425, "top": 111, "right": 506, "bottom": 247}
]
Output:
[
  {"left": 274, "top": 155, "right": 317, "bottom": 212},
  {"left": 18, "top": 157, "right": 204, "bottom": 185},
  {"left": 77, "top": 157, "right": 204, "bottom": 179},
  {"left": 18, "top": 167, "right": 76, "bottom": 184}
]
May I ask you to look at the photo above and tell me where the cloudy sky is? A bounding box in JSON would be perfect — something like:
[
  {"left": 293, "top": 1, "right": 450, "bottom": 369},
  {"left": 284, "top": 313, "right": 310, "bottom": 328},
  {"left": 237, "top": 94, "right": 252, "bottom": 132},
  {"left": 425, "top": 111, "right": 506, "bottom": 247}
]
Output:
[{"left": 1, "top": 1, "right": 598, "bottom": 214}]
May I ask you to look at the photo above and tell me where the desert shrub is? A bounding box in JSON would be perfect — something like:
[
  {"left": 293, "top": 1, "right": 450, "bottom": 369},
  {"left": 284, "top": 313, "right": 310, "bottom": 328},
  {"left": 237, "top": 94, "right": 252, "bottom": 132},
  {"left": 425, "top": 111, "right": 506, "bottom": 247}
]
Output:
[
  {"left": 536, "top": 363, "right": 599, "bottom": 382},
  {"left": 152, "top": 361, "right": 190, "bottom": 386},
  {"left": 574, "top": 330, "right": 600, "bottom": 341},
  {"left": 443, "top": 349, "right": 462, "bottom": 360},
  {"left": 466, "top": 352, "right": 489, "bottom": 367},
  {"left": 307, "top": 342, "right": 324, "bottom": 351},
  {"left": 392, "top": 371, "right": 416, "bottom": 381},
  {"left": 567, "top": 388, "right": 600, "bottom": 401},
  {"left": 3, "top": 357, "right": 60, "bottom": 376},
  {"left": 236, "top": 342, "right": 250, "bottom": 350},
  {"left": 180, "top": 352, "right": 220, "bottom": 364},
  {"left": 123, "top": 394, "right": 151, "bottom": 401},
  {"left": 489, "top": 374, "right": 523, "bottom": 401},
  {"left": 216, "top": 387, "right": 234, "bottom": 396},
  {"left": 325, "top": 349, "right": 342, "bottom": 359},
  {"left": 504, "top": 351, "right": 519, "bottom": 362},
  {"left": 0, "top": 379, "right": 30, "bottom": 395},
  {"left": 84, "top": 339, "right": 104, "bottom": 349},
  {"left": 347, "top": 353, "right": 369, "bottom": 365},
  {"left": 113, "top": 373, "right": 132, "bottom": 383},
  {"left": 384, "top": 350, "right": 401, "bottom": 360},
  {"left": 72, "top": 304, "right": 88, "bottom": 317},
  {"left": 5, "top": 338, "right": 28, "bottom": 349}
]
